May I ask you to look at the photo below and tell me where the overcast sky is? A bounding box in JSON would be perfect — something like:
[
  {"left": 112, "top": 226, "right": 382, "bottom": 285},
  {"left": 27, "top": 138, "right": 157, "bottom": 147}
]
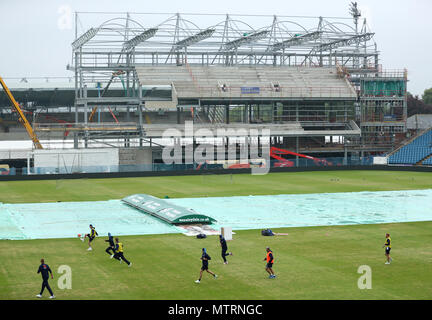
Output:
[{"left": 0, "top": 0, "right": 430, "bottom": 96}]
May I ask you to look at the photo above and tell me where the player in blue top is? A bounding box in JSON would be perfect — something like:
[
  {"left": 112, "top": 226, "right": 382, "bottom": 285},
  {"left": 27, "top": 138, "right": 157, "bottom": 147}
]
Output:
[
  {"left": 219, "top": 235, "right": 233, "bottom": 264},
  {"left": 105, "top": 232, "right": 116, "bottom": 258},
  {"left": 36, "top": 259, "right": 55, "bottom": 299},
  {"left": 195, "top": 248, "right": 217, "bottom": 283}
]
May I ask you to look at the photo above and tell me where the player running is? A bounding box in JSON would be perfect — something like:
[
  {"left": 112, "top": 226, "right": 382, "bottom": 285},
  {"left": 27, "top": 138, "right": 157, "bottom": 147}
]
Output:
[
  {"left": 219, "top": 235, "right": 233, "bottom": 264},
  {"left": 36, "top": 258, "right": 55, "bottom": 299},
  {"left": 113, "top": 237, "right": 132, "bottom": 267},
  {"left": 383, "top": 233, "right": 392, "bottom": 264},
  {"left": 195, "top": 248, "right": 217, "bottom": 283},
  {"left": 82, "top": 224, "right": 98, "bottom": 251},
  {"left": 264, "top": 247, "right": 276, "bottom": 279},
  {"left": 105, "top": 232, "right": 116, "bottom": 258}
]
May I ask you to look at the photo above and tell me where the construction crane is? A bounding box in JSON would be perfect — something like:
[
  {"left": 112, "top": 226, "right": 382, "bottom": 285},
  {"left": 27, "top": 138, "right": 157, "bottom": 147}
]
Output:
[
  {"left": 88, "top": 70, "right": 124, "bottom": 123},
  {"left": 0, "top": 76, "right": 43, "bottom": 149}
]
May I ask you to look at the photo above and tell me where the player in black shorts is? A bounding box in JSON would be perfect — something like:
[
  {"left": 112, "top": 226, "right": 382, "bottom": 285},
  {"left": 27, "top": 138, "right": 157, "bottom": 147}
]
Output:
[
  {"left": 264, "top": 247, "right": 276, "bottom": 279},
  {"left": 383, "top": 233, "right": 392, "bottom": 264},
  {"left": 195, "top": 248, "right": 217, "bottom": 283},
  {"left": 82, "top": 224, "right": 98, "bottom": 251},
  {"left": 113, "top": 238, "right": 132, "bottom": 267}
]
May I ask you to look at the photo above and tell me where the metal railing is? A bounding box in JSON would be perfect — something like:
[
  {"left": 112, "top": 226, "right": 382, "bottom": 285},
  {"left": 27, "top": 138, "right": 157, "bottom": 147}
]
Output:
[
  {"left": 360, "top": 90, "right": 406, "bottom": 97},
  {"left": 33, "top": 122, "right": 139, "bottom": 132},
  {"left": 0, "top": 156, "right": 377, "bottom": 176},
  {"left": 362, "top": 69, "right": 407, "bottom": 79},
  {"left": 177, "top": 85, "right": 354, "bottom": 99}
]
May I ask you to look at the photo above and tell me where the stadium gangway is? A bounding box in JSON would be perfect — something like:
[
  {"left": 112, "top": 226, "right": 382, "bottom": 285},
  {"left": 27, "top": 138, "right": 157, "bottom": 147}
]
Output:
[
  {"left": 33, "top": 122, "right": 138, "bottom": 132},
  {"left": 174, "top": 85, "right": 355, "bottom": 99}
]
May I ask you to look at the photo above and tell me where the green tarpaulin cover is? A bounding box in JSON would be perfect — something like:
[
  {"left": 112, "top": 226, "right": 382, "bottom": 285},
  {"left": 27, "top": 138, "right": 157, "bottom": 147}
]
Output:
[{"left": 122, "top": 194, "right": 217, "bottom": 225}]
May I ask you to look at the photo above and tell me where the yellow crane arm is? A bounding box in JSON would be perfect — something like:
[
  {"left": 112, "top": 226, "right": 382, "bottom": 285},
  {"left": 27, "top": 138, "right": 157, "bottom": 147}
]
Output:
[
  {"left": 89, "top": 106, "right": 98, "bottom": 122},
  {"left": 0, "top": 76, "right": 43, "bottom": 149}
]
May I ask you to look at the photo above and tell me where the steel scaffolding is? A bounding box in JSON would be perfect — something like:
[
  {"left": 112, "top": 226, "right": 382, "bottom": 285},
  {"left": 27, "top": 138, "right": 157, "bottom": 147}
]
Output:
[{"left": 66, "top": 9, "right": 406, "bottom": 155}]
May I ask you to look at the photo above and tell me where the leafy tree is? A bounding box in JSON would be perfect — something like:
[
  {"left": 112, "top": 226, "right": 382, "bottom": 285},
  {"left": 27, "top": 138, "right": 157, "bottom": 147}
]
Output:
[
  {"left": 407, "top": 92, "right": 432, "bottom": 117},
  {"left": 422, "top": 88, "right": 432, "bottom": 105}
]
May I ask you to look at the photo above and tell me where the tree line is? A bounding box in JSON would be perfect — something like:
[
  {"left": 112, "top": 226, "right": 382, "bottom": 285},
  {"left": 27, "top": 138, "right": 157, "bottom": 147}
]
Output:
[{"left": 407, "top": 88, "right": 432, "bottom": 117}]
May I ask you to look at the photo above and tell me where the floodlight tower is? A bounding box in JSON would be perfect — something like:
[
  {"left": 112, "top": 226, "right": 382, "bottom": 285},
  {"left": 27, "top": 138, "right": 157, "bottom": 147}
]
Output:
[
  {"left": 349, "top": 2, "right": 361, "bottom": 34},
  {"left": 349, "top": 2, "right": 362, "bottom": 69}
]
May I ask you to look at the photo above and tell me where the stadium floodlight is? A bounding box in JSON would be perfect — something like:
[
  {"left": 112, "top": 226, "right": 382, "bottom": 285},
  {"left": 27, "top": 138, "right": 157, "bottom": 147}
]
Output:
[
  {"left": 72, "top": 28, "right": 99, "bottom": 50},
  {"left": 270, "top": 31, "right": 322, "bottom": 52},
  {"left": 123, "top": 28, "right": 158, "bottom": 51},
  {"left": 349, "top": 2, "right": 361, "bottom": 20},
  {"left": 318, "top": 32, "right": 374, "bottom": 51},
  {"left": 174, "top": 28, "right": 216, "bottom": 49},
  {"left": 224, "top": 30, "right": 270, "bottom": 50}
]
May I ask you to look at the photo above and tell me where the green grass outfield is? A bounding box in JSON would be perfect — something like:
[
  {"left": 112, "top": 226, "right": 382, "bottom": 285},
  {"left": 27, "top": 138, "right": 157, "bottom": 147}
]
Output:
[
  {"left": 1, "top": 222, "right": 431, "bottom": 300},
  {"left": 0, "top": 170, "right": 431, "bottom": 299},
  {"left": 0, "top": 170, "right": 431, "bottom": 203}
]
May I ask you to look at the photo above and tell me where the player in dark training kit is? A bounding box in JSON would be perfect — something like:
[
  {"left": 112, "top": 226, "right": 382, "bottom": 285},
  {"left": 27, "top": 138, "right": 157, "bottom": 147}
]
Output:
[
  {"left": 195, "top": 248, "right": 217, "bottom": 283},
  {"left": 82, "top": 224, "right": 98, "bottom": 251},
  {"left": 219, "top": 235, "right": 233, "bottom": 264},
  {"left": 36, "top": 259, "right": 55, "bottom": 299},
  {"left": 264, "top": 247, "right": 276, "bottom": 279},
  {"left": 105, "top": 232, "right": 116, "bottom": 258}
]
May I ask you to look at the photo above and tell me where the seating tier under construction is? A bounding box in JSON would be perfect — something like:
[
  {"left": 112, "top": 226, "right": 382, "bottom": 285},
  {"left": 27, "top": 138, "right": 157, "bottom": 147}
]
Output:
[{"left": 136, "top": 65, "right": 357, "bottom": 100}]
